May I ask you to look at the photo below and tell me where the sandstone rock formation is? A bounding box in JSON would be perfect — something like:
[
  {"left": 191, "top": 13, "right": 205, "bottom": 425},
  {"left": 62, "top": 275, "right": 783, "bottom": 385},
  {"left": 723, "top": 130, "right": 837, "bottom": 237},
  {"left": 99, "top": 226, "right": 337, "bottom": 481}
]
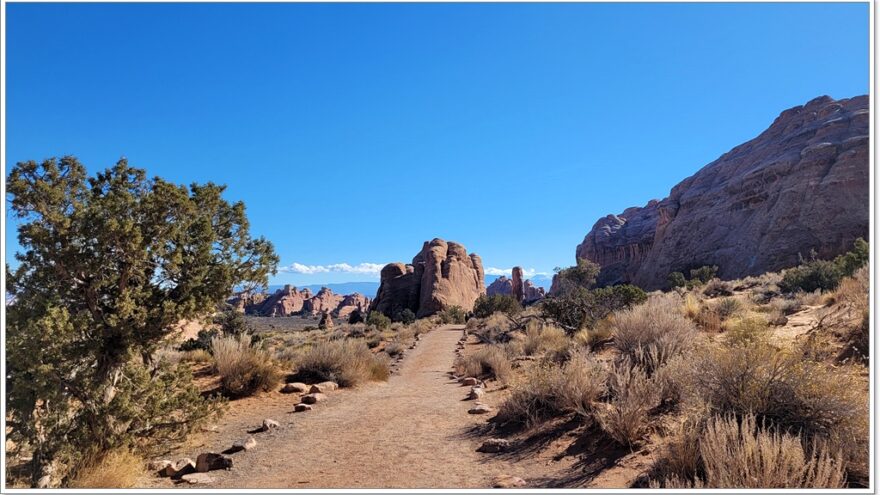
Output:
[
  {"left": 231, "top": 286, "right": 370, "bottom": 319},
  {"left": 302, "top": 287, "right": 344, "bottom": 316},
  {"left": 486, "top": 267, "right": 546, "bottom": 303},
  {"left": 370, "top": 238, "right": 486, "bottom": 318},
  {"left": 334, "top": 293, "right": 371, "bottom": 320},
  {"left": 575, "top": 95, "right": 869, "bottom": 290}
]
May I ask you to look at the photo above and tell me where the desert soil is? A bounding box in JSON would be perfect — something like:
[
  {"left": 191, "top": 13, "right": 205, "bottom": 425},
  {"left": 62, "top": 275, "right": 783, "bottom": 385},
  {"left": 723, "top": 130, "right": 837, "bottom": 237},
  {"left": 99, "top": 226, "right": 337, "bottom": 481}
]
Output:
[{"left": 154, "top": 325, "right": 582, "bottom": 489}]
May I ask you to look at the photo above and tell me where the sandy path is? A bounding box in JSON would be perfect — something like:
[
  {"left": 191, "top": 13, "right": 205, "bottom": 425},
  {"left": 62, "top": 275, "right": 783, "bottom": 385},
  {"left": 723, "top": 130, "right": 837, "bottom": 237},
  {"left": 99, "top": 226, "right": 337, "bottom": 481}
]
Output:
[{"left": 180, "top": 325, "right": 535, "bottom": 489}]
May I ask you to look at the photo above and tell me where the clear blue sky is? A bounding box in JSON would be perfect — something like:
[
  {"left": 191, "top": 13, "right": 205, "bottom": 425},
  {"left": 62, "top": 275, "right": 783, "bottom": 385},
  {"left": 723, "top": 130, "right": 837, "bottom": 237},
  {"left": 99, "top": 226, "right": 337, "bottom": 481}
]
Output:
[{"left": 5, "top": 3, "right": 869, "bottom": 286}]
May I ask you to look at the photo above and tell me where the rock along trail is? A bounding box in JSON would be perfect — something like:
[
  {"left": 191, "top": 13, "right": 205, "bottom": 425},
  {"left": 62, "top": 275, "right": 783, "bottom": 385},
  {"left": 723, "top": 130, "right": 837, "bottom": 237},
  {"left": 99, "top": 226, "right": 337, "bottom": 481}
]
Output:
[{"left": 184, "top": 325, "right": 535, "bottom": 489}]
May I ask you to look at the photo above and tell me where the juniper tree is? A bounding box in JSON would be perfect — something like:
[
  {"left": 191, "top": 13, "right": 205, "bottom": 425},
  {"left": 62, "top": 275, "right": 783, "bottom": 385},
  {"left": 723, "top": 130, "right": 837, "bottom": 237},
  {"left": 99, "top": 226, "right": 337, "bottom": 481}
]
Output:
[{"left": 5, "top": 157, "right": 278, "bottom": 486}]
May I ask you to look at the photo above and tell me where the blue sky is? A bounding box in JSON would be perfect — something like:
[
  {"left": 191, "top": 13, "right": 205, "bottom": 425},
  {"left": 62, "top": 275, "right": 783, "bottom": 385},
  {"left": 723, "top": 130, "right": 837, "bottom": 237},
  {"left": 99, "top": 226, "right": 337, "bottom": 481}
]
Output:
[{"left": 5, "top": 3, "right": 869, "bottom": 286}]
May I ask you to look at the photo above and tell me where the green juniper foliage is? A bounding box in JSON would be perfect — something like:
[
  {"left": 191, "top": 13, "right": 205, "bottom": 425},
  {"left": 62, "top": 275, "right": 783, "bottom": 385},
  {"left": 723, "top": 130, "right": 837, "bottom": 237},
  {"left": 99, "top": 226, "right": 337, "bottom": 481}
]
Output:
[
  {"left": 6, "top": 157, "right": 278, "bottom": 486},
  {"left": 472, "top": 294, "right": 522, "bottom": 318},
  {"left": 779, "top": 238, "right": 869, "bottom": 293}
]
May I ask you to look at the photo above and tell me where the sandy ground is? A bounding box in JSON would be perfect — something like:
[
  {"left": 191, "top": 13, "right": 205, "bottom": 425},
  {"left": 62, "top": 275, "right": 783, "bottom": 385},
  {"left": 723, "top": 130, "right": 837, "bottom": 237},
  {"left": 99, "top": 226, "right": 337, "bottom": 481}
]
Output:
[{"left": 157, "top": 325, "right": 560, "bottom": 489}]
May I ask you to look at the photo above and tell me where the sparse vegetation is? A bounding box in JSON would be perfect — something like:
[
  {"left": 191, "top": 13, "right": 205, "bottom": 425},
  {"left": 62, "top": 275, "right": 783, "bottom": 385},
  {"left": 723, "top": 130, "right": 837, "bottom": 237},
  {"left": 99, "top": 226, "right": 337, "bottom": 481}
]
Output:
[
  {"left": 211, "top": 333, "right": 281, "bottom": 398},
  {"left": 473, "top": 294, "right": 522, "bottom": 318},
  {"left": 596, "top": 360, "right": 661, "bottom": 447},
  {"left": 541, "top": 284, "right": 646, "bottom": 332},
  {"left": 67, "top": 449, "right": 147, "bottom": 489},
  {"left": 453, "top": 345, "right": 513, "bottom": 384},
  {"left": 779, "top": 238, "right": 868, "bottom": 293},
  {"left": 367, "top": 311, "right": 392, "bottom": 330},
  {"left": 438, "top": 305, "right": 467, "bottom": 324},
  {"left": 293, "top": 339, "right": 390, "bottom": 387},
  {"left": 612, "top": 293, "right": 696, "bottom": 372}
]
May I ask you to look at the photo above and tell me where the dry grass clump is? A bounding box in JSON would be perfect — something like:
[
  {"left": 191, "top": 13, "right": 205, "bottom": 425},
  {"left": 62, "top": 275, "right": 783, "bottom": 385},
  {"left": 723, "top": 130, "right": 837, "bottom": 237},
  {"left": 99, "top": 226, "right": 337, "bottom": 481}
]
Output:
[
  {"left": 693, "top": 306, "right": 722, "bottom": 333},
  {"left": 680, "top": 323, "right": 868, "bottom": 482},
  {"left": 613, "top": 293, "right": 696, "bottom": 371},
  {"left": 212, "top": 334, "right": 281, "bottom": 397},
  {"left": 293, "top": 338, "right": 389, "bottom": 387},
  {"left": 572, "top": 317, "right": 614, "bottom": 349},
  {"left": 496, "top": 363, "right": 567, "bottom": 427},
  {"left": 496, "top": 349, "right": 609, "bottom": 426},
  {"left": 651, "top": 414, "right": 845, "bottom": 488},
  {"left": 556, "top": 349, "right": 608, "bottom": 418},
  {"left": 469, "top": 312, "right": 516, "bottom": 343},
  {"left": 702, "top": 279, "right": 733, "bottom": 298},
  {"left": 180, "top": 348, "right": 213, "bottom": 364},
  {"left": 714, "top": 297, "right": 741, "bottom": 320},
  {"left": 682, "top": 293, "right": 701, "bottom": 319},
  {"left": 595, "top": 360, "right": 661, "bottom": 446},
  {"left": 453, "top": 345, "right": 513, "bottom": 384},
  {"left": 521, "top": 320, "right": 569, "bottom": 357},
  {"left": 68, "top": 449, "right": 147, "bottom": 488}
]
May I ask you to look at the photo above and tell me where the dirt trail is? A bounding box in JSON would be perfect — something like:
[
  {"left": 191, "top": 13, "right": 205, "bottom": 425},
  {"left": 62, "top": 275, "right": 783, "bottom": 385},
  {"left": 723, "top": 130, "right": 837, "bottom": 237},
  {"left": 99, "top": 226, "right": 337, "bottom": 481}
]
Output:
[{"left": 174, "top": 325, "right": 543, "bottom": 489}]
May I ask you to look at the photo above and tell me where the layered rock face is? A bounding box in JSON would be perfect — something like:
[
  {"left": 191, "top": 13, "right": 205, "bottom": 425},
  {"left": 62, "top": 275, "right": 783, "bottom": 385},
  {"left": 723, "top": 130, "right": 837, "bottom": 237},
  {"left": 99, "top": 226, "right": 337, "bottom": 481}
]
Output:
[
  {"left": 575, "top": 95, "right": 869, "bottom": 290},
  {"left": 486, "top": 267, "right": 546, "bottom": 303},
  {"left": 235, "top": 286, "right": 370, "bottom": 318},
  {"left": 370, "top": 238, "right": 486, "bottom": 318}
]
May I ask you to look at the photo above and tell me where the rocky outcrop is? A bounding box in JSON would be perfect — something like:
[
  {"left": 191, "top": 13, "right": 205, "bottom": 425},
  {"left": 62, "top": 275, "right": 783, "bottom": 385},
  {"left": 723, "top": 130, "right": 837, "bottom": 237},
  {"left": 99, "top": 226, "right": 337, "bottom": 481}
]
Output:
[
  {"left": 334, "top": 293, "right": 371, "bottom": 320},
  {"left": 575, "top": 95, "right": 869, "bottom": 290},
  {"left": 370, "top": 238, "right": 486, "bottom": 318},
  {"left": 486, "top": 266, "right": 545, "bottom": 303},
  {"left": 486, "top": 276, "right": 513, "bottom": 296},
  {"left": 302, "top": 287, "right": 344, "bottom": 316},
  {"left": 232, "top": 286, "right": 369, "bottom": 319}
]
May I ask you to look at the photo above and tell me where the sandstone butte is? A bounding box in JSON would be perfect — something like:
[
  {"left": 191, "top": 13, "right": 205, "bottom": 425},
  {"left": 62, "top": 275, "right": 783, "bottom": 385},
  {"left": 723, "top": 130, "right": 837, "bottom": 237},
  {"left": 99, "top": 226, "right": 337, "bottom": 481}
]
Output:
[
  {"left": 573, "top": 95, "right": 868, "bottom": 290},
  {"left": 486, "top": 266, "right": 545, "bottom": 303},
  {"left": 230, "top": 286, "right": 370, "bottom": 319},
  {"left": 370, "top": 238, "right": 486, "bottom": 318}
]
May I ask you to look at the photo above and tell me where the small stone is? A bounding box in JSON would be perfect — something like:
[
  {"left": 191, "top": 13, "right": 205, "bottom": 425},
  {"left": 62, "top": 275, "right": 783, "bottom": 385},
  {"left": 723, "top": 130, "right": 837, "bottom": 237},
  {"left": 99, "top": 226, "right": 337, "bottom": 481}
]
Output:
[
  {"left": 180, "top": 472, "right": 216, "bottom": 484},
  {"left": 232, "top": 436, "right": 257, "bottom": 452},
  {"left": 309, "top": 382, "right": 338, "bottom": 394},
  {"left": 163, "top": 458, "right": 195, "bottom": 477},
  {"left": 148, "top": 459, "right": 172, "bottom": 473},
  {"left": 460, "top": 377, "right": 479, "bottom": 386},
  {"left": 195, "top": 453, "right": 232, "bottom": 472},
  {"left": 469, "top": 404, "right": 492, "bottom": 415},
  {"left": 492, "top": 474, "right": 526, "bottom": 488},
  {"left": 467, "top": 387, "right": 485, "bottom": 400},
  {"left": 301, "top": 393, "right": 326, "bottom": 404},
  {"left": 281, "top": 382, "right": 308, "bottom": 394},
  {"left": 477, "top": 438, "right": 511, "bottom": 453},
  {"left": 294, "top": 403, "right": 313, "bottom": 412},
  {"left": 262, "top": 418, "right": 280, "bottom": 431}
]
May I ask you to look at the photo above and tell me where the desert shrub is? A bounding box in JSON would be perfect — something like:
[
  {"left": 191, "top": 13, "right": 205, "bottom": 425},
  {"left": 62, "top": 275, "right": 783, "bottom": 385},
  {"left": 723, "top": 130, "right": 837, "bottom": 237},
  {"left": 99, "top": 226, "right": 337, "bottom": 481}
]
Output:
[
  {"left": 596, "top": 361, "right": 661, "bottom": 446},
  {"left": 552, "top": 258, "right": 600, "bottom": 294},
  {"left": 687, "top": 329, "right": 867, "bottom": 480},
  {"left": 438, "top": 306, "right": 467, "bottom": 324},
  {"left": 470, "top": 312, "right": 516, "bottom": 344},
  {"left": 521, "top": 321, "right": 569, "bottom": 357},
  {"left": 682, "top": 293, "right": 701, "bottom": 319},
  {"left": 384, "top": 341, "right": 405, "bottom": 357},
  {"left": 556, "top": 349, "right": 608, "bottom": 418},
  {"left": 715, "top": 298, "right": 741, "bottom": 320},
  {"left": 779, "top": 239, "right": 869, "bottom": 294},
  {"left": 453, "top": 345, "right": 513, "bottom": 384},
  {"left": 689, "top": 265, "right": 719, "bottom": 285},
  {"left": 770, "top": 297, "right": 802, "bottom": 316},
  {"left": 612, "top": 294, "right": 697, "bottom": 372},
  {"left": 721, "top": 314, "right": 769, "bottom": 346},
  {"left": 651, "top": 413, "right": 845, "bottom": 488},
  {"left": 366, "top": 311, "right": 392, "bottom": 330},
  {"left": 294, "top": 339, "right": 389, "bottom": 387},
  {"left": 67, "top": 449, "right": 147, "bottom": 488},
  {"left": 392, "top": 308, "right": 416, "bottom": 324},
  {"left": 702, "top": 279, "right": 732, "bottom": 298},
  {"left": 211, "top": 334, "right": 281, "bottom": 397},
  {"left": 541, "top": 284, "right": 646, "bottom": 332},
  {"left": 179, "top": 328, "right": 219, "bottom": 353},
  {"left": 572, "top": 318, "right": 614, "bottom": 349},
  {"left": 694, "top": 307, "right": 722, "bottom": 333},
  {"left": 180, "top": 348, "right": 213, "bottom": 364},
  {"left": 496, "top": 364, "right": 566, "bottom": 427},
  {"left": 668, "top": 271, "right": 688, "bottom": 289},
  {"left": 473, "top": 294, "right": 522, "bottom": 318}
]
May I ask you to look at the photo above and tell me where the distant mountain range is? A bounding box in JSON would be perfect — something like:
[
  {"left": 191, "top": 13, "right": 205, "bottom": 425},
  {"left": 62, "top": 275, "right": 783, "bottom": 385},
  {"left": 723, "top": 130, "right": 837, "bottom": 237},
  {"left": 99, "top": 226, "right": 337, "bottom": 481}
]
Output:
[{"left": 267, "top": 274, "right": 553, "bottom": 299}]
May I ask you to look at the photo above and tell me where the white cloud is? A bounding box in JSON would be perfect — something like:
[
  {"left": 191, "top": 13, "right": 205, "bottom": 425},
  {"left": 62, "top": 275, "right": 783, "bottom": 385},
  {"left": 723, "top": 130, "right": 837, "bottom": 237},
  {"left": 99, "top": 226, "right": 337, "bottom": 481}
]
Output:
[
  {"left": 278, "top": 262, "right": 386, "bottom": 276},
  {"left": 484, "top": 267, "right": 548, "bottom": 278}
]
